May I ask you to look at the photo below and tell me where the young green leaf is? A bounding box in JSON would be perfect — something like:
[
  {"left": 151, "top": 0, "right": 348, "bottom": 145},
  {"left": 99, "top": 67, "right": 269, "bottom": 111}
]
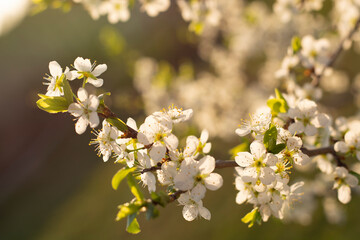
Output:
[
  {"left": 112, "top": 167, "right": 136, "bottom": 190},
  {"left": 116, "top": 202, "right": 142, "bottom": 221},
  {"left": 106, "top": 117, "right": 128, "bottom": 132},
  {"left": 61, "top": 76, "right": 74, "bottom": 105},
  {"left": 127, "top": 174, "right": 145, "bottom": 202},
  {"left": 145, "top": 203, "right": 159, "bottom": 220},
  {"left": 270, "top": 143, "right": 286, "bottom": 154},
  {"left": 126, "top": 213, "right": 141, "bottom": 234},
  {"left": 36, "top": 95, "right": 69, "bottom": 113},
  {"left": 241, "top": 208, "right": 262, "bottom": 228},
  {"left": 264, "top": 126, "right": 277, "bottom": 152},
  {"left": 291, "top": 36, "right": 301, "bottom": 53}
]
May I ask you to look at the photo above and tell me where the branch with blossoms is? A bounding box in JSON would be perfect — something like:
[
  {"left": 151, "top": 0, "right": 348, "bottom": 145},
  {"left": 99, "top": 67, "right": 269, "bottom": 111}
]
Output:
[{"left": 37, "top": 49, "right": 360, "bottom": 233}]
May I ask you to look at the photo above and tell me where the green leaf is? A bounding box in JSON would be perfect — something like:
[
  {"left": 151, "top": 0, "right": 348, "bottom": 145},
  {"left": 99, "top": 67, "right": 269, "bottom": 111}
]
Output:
[
  {"left": 291, "top": 36, "right": 301, "bottom": 53},
  {"left": 127, "top": 174, "right": 145, "bottom": 202},
  {"left": 267, "top": 89, "right": 289, "bottom": 117},
  {"left": 145, "top": 203, "right": 159, "bottom": 220},
  {"left": 106, "top": 117, "right": 128, "bottom": 132},
  {"left": 270, "top": 143, "right": 286, "bottom": 154},
  {"left": 264, "top": 126, "right": 277, "bottom": 152},
  {"left": 112, "top": 167, "right": 136, "bottom": 190},
  {"left": 61, "top": 76, "right": 74, "bottom": 105},
  {"left": 150, "top": 191, "right": 169, "bottom": 207},
  {"left": 241, "top": 208, "right": 262, "bottom": 228},
  {"left": 36, "top": 94, "right": 69, "bottom": 113},
  {"left": 274, "top": 89, "right": 289, "bottom": 111},
  {"left": 116, "top": 202, "right": 142, "bottom": 221},
  {"left": 229, "top": 140, "right": 250, "bottom": 159},
  {"left": 126, "top": 213, "right": 141, "bottom": 234}
]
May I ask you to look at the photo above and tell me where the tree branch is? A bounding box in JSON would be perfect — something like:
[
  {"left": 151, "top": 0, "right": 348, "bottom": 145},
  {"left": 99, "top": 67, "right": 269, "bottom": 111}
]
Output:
[
  {"left": 311, "top": 17, "right": 360, "bottom": 86},
  {"left": 301, "top": 146, "right": 348, "bottom": 168}
]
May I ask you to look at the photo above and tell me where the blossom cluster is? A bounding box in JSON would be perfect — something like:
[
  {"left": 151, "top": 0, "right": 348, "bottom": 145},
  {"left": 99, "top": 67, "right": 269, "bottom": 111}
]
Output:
[{"left": 39, "top": 58, "right": 224, "bottom": 222}]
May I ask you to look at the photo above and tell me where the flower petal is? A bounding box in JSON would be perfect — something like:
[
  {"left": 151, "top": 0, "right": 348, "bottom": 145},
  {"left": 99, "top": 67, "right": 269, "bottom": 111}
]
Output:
[
  {"left": 75, "top": 116, "right": 88, "bottom": 134},
  {"left": 49, "top": 61, "right": 62, "bottom": 77},
  {"left": 182, "top": 205, "right": 198, "bottom": 221},
  {"left": 198, "top": 155, "right": 215, "bottom": 175},
  {"left": 190, "top": 183, "right": 206, "bottom": 201},
  {"left": 87, "top": 77, "right": 104, "bottom": 87},
  {"left": 204, "top": 173, "right": 223, "bottom": 191},
  {"left": 92, "top": 63, "right": 107, "bottom": 76},
  {"left": 77, "top": 87, "right": 88, "bottom": 102},
  {"left": 235, "top": 152, "right": 254, "bottom": 167}
]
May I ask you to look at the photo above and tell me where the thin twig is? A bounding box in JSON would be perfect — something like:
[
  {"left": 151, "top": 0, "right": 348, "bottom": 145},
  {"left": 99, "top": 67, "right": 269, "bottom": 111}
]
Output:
[
  {"left": 311, "top": 17, "right": 360, "bottom": 87},
  {"left": 301, "top": 146, "right": 348, "bottom": 169}
]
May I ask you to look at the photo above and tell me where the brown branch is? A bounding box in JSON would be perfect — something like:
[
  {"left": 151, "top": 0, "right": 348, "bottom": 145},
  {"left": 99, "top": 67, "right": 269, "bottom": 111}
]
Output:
[
  {"left": 311, "top": 17, "right": 360, "bottom": 87},
  {"left": 167, "top": 190, "right": 186, "bottom": 203},
  {"left": 301, "top": 146, "right": 348, "bottom": 169}
]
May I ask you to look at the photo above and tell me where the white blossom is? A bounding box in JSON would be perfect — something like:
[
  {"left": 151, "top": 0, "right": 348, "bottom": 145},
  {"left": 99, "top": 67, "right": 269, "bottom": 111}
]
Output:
[
  {"left": 333, "top": 167, "right": 358, "bottom": 204},
  {"left": 43, "top": 61, "right": 72, "bottom": 97},
  {"left": 288, "top": 99, "right": 330, "bottom": 136},
  {"left": 235, "top": 141, "right": 277, "bottom": 185},
  {"left": 174, "top": 155, "right": 223, "bottom": 201},
  {"left": 177, "top": 192, "right": 211, "bottom": 221},
  {"left": 91, "top": 120, "right": 123, "bottom": 161},
  {"left": 70, "top": 57, "right": 107, "bottom": 87},
  {"left": 68, "top": 88, "right": 100, "bottom": 134}
]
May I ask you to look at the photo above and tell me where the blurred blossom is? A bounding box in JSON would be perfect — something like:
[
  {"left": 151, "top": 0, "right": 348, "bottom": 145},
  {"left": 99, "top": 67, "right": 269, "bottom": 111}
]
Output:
[
  {"left": 0, "top": 0, "right": 31, "bottom": 36},
  {"left": 320, "top": 70, "right": 349, "bottom": 93}
]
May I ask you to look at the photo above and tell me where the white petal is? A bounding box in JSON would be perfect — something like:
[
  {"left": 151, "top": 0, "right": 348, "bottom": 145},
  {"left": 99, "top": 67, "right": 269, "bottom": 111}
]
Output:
[
  {"left": 235, "top": 152, "right": 254, "bottom": 167},
  {"left": 338, "top": 185, "right": 351, "bottom": 204},
  {"left": 75, "top": 116, "right": 88, "bottom": 134},
  {"left": 126, "top": 117, "right": 138, "bottom": 130},
  {"left": 88, "top": 95, "right": 100, "bottom": 110},
  {"left": 49, "top": 61, "right": 62, "bottom": 77},
  {"left": 264, "top": 154, "right": 277, "bottom": 166},
  {"left": 250, "top": 141, "right": 266, "bottom": 159},
  {"left": 312, "top": 113, "right": 330, "bottom": 128},
  {"left": 89, "top": 112, "right": 100, "bottom": 128},
  {"left": 77, "top": 87, "right": 88, "bottom": 102},
  {"left": 304, "top": 124, "right": 317, "bottom": 136},
  {"left": 235, "top": 127, "right": 251, "bottom": 136},
  {"left": 235, "top": 191, "right": 248, "bottom": 205},
  {"left": 334, "top": 141, "right": 348, "bottom": 153},
  {"left": 203, "top": 143, "right": 211, "bottom": 153},
  {"left": 293, "top": 152, "right": 311, "bottom": 166},
  {"left": 141, "top": 172, "right": 156, "bottom": 192},
  {"left": 182, "top": 205, "right": 198, "bottom": 221},
  {"left": 288, "top": 122, "right": 305, "bottom": 135},
  {"left": 241, "top": 167, "right": 257, "bottom": 184},
  {"left": 346, "top": 174, "right": 359, "bottom": 187},
  {"left": 87, "top": 77, "right": 104, "bottom": 87},
  {"left": 190, "top": 184, "right": 206, "bottom": 201},
  {"left": 149, "top": 144, "right": 166, "bottom": 162},
  {"left": 199, "top": 206, "right": 211, "bottom": 220},
  {"left": 66, "top": 70, "right": 77, "bottom": 80},
  {"left": 200, "top": 129, "right": 209, "bottom": 143},
  {"left": 177, "top": 193, "right": 191, "bottom": 205},
  {"left": 198, "top": 155, "right": 215, "bottom": 175},
  {"left": 259, "top": 167, "right": 275, "bottom": 185},
  {"left": 68, "top": 103, "right": 83, "bottom": 117},
  {"left": 260, "top": 205, "right": 271, "bottom": 222},
  {"left": 204, "top": 173, "right": 223, "bottom": 191},
  {"left": 92, "top": 63, "right": 107, "bottom": 76},
  {"left": 74, "top": 57, "right": 91, "bottom": 72},
  {"left": 164, "top": 134, "right": 179, "bottom": 150}
]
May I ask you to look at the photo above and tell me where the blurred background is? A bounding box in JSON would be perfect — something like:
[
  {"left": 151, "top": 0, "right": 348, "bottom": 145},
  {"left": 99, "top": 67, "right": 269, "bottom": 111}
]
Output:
[{"left": 1, "top": 1, "right": 360, "bottom": 239}]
